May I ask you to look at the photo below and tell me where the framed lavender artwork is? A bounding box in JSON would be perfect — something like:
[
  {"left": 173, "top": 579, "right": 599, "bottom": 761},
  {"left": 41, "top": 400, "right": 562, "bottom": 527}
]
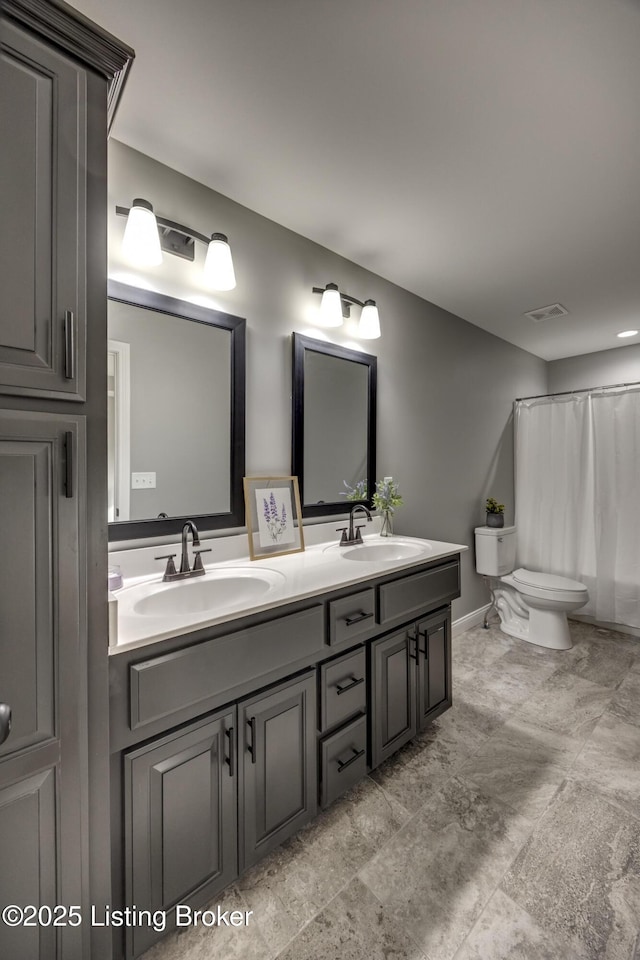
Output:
[{"left": 243, "top": 476, "right": 305, "bottom": 560}]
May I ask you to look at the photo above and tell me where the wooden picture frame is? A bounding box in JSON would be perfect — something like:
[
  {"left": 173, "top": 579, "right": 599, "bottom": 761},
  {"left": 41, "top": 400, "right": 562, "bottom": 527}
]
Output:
[{"left": 243, "top": 476, "right": 305, "bottom": 560}]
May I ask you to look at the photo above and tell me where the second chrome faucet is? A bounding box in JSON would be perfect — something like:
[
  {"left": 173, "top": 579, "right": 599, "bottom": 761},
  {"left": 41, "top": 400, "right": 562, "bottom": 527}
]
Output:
[
  {"left": 337, "top": 504, "right": 372, "bottom": 546},
  {"left": 155, "top": 520, "right": 212, "bottom": 581}
]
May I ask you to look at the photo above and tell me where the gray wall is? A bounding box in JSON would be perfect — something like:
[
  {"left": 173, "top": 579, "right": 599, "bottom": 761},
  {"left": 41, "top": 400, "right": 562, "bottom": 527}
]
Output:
[
  {"left": 548, "top": 342, "right": 640, "bottom": 393},
  {"left": 108, "top": 139, "right": 547, "bottom": 618}
]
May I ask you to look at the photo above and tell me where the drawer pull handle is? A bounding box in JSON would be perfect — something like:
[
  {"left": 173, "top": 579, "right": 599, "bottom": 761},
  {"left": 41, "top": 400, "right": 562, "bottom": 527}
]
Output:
[
  {"left": 247, "top": 716, "right": 257, "bottom": 764},
  {"left": 225, "top": 726, "right": 235, "bottom": 777},
  {"left": 64, "top": 431, "right": 73, "bottom": 498},
  {"left": 0, "top": 703, "right": 12, "bottom": 746},
  {"left": 344, "top": 611, "right": 373, "bottom": 627},
  {"left": 408, "top": 629, "right": 419, "bottom": 661},
  {"left": 64, "top": 310, "right": 75, "bottom": 380},
  {"left": 337, "top": 747, "right": 365, "bottom": 772},
  {"left": 335, "top": 675, "right": 365, "bottom": 696}
]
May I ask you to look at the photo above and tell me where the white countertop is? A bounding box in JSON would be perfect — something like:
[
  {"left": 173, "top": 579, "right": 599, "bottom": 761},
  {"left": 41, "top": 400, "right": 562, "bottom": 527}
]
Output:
[{"left": 109, "top": 533, "right": 468, "bottom": 655}]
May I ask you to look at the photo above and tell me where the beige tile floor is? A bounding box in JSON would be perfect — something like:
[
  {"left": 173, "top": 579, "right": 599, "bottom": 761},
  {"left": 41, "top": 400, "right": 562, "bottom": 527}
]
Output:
[{"left": 143, "top": 619, "right": 640, "bottom": 960}]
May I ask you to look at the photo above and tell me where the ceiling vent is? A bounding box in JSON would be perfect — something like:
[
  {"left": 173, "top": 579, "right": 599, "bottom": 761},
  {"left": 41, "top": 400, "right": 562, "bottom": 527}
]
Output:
[{"left": 523, "top": 303, "right": 569, "bottom": 323}]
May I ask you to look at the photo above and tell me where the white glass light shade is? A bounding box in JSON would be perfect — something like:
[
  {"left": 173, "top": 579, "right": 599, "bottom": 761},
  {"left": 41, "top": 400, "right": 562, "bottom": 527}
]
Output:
[
  {"left": 318, "top": 284, "right": 344, "bottom": 327},
  {"left": 358, "top": 300, "right": 381, "bottom": 339},
  {"left": 122, "top": 199, "right": 162, "bottom": 267},
  {"left": 204, "top": 234, "right": 236, "bottom": 290}
]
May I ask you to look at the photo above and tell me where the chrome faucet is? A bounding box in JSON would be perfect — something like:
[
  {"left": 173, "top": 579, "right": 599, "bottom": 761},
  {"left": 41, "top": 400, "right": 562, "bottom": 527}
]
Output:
[
  {"left": 155, "top": 520, "right": 212, "bottom": 581},
  {"left": 337, "top": 504, "right": 372, "bottom": 546}
]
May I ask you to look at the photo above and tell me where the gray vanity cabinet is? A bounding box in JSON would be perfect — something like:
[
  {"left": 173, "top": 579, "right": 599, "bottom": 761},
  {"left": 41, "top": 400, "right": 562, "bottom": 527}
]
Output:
[
  {"left": 124, "top": 709, "right": 237, "bottom": 958},
  {"left": 416, "top": 608, "right": 451, "bottom": 729},
  {"left": 371, "top": 607, "right": 452, "bottom": 768},
  {"left": 110, "top": 555, "right": 460, "bottom": 958},
  {"left": 370, "top": 629, "right": 418, "bottom": 767},
  {"left": 239, "top": 671, "right": 317, "bottom": 871},
  {"left": 0, "top": 19, "right": 86, "bottom": 400}
]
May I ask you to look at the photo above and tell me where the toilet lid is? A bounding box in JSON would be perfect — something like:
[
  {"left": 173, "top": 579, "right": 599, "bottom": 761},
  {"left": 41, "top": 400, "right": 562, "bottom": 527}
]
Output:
[{"left": 513, "top": 568, "right": 587, "bottom": 593}]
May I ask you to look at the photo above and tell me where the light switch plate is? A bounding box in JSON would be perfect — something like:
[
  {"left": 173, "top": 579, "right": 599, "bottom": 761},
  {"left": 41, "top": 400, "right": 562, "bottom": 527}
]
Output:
[{"left": 132, "top": 472, "right": 156, "bottom": 489}]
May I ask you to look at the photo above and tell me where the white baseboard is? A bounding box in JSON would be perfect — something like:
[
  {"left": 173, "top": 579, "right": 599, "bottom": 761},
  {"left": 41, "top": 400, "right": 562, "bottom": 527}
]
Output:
[
  {"left": 570, "top": 614, "right": 640, "bottom": 640},
  {"left": 452, "top": 604, "right": 492, "bottom": 637},
  {"left": 452, "top": 607, "right": 640, "bottom": 640}
]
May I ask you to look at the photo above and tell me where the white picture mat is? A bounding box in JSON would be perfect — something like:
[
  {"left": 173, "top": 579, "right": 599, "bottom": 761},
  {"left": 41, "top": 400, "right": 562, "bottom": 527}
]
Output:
[{"left": 255, "top": 486, "right": 296, "bottom": 547}]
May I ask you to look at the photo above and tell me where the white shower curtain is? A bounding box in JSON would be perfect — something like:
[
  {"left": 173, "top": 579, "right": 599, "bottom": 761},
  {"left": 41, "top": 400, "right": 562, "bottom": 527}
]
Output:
[{"left": 515, "top": 385, "right": 640, "bottom": 630}]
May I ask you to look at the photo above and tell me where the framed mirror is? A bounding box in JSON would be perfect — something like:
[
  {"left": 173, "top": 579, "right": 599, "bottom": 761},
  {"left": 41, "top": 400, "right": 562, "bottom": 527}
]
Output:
[
  {"left": 107, "top": 281, "right": 245, "bottom": 541},
  {"left": 292, "top": 333, "right": 376, "bottom": 517}
]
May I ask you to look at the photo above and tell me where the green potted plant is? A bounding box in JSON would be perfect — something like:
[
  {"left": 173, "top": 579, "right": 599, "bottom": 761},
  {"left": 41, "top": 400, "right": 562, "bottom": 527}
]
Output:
[
  {"left": 485, "top": 497, "right": 505, "bottom": 528},
  {"left": 373, "top": 477, "right": 403, "bottom": 537}
]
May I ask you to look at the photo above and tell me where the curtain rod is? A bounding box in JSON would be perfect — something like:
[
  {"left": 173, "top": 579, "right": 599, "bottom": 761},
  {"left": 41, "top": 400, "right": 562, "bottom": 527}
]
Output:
[{"left": 515, "top": 378, "right": 640, "bottom": 402}]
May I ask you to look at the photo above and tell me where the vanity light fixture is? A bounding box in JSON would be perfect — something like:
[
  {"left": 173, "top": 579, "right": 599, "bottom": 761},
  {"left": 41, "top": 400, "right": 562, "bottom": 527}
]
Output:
[
  {"left": 117, "top": 200, "right": 236, "bottom": 290},
  {"left": 312, "top": 283, "right": 381, "bottom": 338},
  {"left": 617, "top": 329, "right": 638, "bottom": 338},
  {"left": 203, "top": 232, "right": 236, "bottom": 291},
  {"left": 121, "top": 199, "right": 162, "bottom": 267},
  {"left": 357, "top": 300, "right": 381, "bottom": 339}
]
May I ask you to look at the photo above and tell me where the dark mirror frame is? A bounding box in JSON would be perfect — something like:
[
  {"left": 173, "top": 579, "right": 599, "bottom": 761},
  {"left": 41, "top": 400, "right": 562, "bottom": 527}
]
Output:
[
  {"left": 292, "top": 332, "right": 377, "bottom": 518},
  {"left": 107, "top": 280, "right": 246, "bottom": 541}
]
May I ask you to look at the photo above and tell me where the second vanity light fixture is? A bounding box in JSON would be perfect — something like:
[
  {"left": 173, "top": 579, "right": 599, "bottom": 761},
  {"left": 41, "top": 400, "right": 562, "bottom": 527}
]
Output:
[
  {"left": 117, "top": 198, "right": 236, "bottom": 290},
  {"left": 312, "top": 283, "right": 381, "bottom": 339}
]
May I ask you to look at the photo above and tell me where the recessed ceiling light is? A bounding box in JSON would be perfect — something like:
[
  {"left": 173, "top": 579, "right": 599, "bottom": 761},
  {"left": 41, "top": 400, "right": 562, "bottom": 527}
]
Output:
[{"left": 617, "top": 330, "right": 638, "bottom": 338}]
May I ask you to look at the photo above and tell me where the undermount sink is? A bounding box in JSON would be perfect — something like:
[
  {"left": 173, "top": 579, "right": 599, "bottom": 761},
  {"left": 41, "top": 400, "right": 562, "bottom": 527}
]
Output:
[
  {"left": 121, "top": 567, "right": 286, "bottom": 619},
  {"left": 339, "top": 539, "right": 430, "bottom": 562}
]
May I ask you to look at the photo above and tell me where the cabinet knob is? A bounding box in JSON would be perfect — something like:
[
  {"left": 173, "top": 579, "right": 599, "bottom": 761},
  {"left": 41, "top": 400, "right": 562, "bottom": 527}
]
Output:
[{"left": 0, "top": 703, "right": 12, "bottom": 746}]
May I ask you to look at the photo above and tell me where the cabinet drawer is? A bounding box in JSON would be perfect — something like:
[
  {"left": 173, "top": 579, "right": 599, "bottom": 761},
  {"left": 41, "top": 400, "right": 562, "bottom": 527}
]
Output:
[
  {"left": 319, "top": 647, "right": 366, "bottom": 732},
  {"left": 378, "top": 561, "right": 459, "bottom": 626},
  {"left": 320, "top": 715, "right": 367, "bottom": 809},
  {"left": 328, "top": 588, "right": 376, "bottom": 646},
  {"left": 130, "top": 605, "right": 324, "bottom": 729}
]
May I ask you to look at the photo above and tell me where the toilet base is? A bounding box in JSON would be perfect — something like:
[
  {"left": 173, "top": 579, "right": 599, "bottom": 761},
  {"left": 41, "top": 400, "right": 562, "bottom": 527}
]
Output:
[
  {"left": 527, "top": 607, "right": 572, "bottom": 650},
  {"left": 493, "top": 583, "right": 574, "bottom": 650},
  {"left": 500, "top": 607, "right": 572, "bottom": 650}
]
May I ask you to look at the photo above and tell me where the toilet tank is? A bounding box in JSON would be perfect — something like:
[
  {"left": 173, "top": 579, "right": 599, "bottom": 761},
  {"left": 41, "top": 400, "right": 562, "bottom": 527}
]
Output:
[{"left": 474, "top": 525, "right": 517, "bottom": 576}]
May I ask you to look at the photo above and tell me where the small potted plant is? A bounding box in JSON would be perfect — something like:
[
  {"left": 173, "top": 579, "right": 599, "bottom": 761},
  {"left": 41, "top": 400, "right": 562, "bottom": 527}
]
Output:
[
  {"left": 485, "top": 497, "right": 505, "bottom": 528},
  {"left": 373, "top": 477, "right": 403, "bottom": 537}
]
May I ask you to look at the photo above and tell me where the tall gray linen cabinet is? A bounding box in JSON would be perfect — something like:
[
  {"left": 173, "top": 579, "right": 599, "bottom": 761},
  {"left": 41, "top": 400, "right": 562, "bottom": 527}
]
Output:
[{"left": 0, "top": 2, "right": 133, "bottom": 957}]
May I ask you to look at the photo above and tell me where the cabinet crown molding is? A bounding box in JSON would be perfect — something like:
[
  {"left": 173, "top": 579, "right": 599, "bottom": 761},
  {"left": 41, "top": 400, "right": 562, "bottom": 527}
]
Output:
[{"left": 3, "top": 0, "right": 135, "bottom": 130}]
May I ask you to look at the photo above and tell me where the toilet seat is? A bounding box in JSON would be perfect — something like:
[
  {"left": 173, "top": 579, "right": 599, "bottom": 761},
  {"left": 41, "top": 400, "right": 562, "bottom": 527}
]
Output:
[{"left": 510, "top": 568, "right": 588, "bottom": 603}]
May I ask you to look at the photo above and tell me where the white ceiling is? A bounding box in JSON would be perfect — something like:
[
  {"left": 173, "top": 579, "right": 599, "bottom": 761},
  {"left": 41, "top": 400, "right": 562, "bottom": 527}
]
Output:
[{"left": 71, "top": 0, "right": 640, "bottom": 360}]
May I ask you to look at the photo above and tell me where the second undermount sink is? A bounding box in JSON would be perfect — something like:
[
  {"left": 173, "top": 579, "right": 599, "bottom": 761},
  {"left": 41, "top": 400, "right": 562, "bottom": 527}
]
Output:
[
  {"left": 121, "top": 567, "right": 286, "bottom": 619},
  {"left": 339, "top": 538, "right": 430, "bottom": 562}
]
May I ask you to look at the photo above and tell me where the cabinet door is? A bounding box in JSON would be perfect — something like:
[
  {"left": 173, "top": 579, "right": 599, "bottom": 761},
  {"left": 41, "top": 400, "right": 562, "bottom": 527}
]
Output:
[
  {"left": 417, "top": 609, "right": 452, "bottom": 731},
  {"left": 0, "top": 20, "right": 86, "bottom": 400},
  {"left": 240, "top": 672, "right": 316, "bottom": 871},
  {"left": 0, "top": 411, "right": 86, "bottom": 960},
  {"left": 370, "top": 629, "right": 417, "bottom": 768},
  {"left": 124, "top": 709, "right": 237, "bottom": 958}
]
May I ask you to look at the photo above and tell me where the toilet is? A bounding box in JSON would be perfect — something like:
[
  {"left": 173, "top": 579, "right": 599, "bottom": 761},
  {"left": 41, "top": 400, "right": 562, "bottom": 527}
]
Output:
[{"left": 474, "top": 525, "right": 588, "bottom": 650}]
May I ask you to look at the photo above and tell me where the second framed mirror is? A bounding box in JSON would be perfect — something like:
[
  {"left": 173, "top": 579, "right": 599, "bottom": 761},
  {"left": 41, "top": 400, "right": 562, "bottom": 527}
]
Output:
[{"left": 292, "top": 333, "right": 376, "bottom": 517}]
